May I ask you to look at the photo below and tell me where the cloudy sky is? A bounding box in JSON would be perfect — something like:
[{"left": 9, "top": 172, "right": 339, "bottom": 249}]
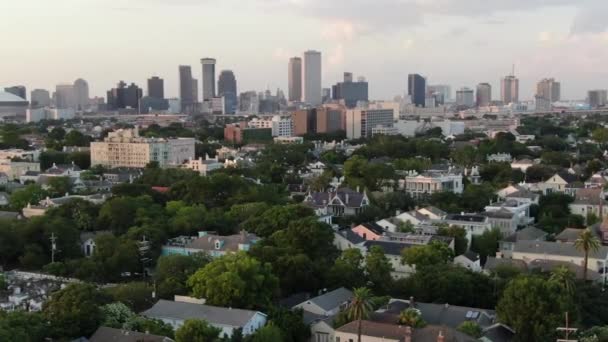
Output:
[{"left": 1, "top": 0, "right": 607, "bottom": 101}]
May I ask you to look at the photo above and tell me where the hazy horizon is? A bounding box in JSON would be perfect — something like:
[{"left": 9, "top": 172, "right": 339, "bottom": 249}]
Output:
[{"left": 2, "top": 0, "right": 607, "bottom": 101}]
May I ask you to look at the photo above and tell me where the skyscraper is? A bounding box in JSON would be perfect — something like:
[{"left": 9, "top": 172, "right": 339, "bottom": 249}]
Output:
[
  {"left": 456, "top": 87, "right": 475, "bottom": 108},
  {"left": 288, "top": 57, "right": 302, "bottom": 102},
  {"left": 106, "top": 81, "right": 142, "bottom": 110},
  {"left": 303, "top": 50, "right": 322, "bottom": 106},
  {"left": 55, "top": 84, "right": 76, "bottom": 109},
  {"left": 588, "top": 90, "right": 608, "bottom": 109},
  {"left": 476, "top": 83, "right": 492, "bottom": 107},
  {"left": 179, "top": 65, "right": 194, "bottom": 113},
  {"left": 408, "top": 74, "right": 426, "bottom": 108},
  {"left": 147, "top": 76, "right": 164, "bottom": 99},
  {"left": 218, "top": 70, "right": 238, "bottom": 114},
  {"left": 332, "top": 73, "right": 369, "bottom": 108},
  {"left": 501, "top": 75, "right": 519, "bottom": 104},
  {"left": 192, "top": 78, "right": 199, "bottom": 104},
  {"left": 201, "top": 58, "right": 216, "bottom": 101},
  {"left": 218, "top": 70, "right": 237, "bottom": 96},
  {"left": 4, "top": 86, "right": 26, "bottom": 100},
  {"left": 427, "top": 85, "right": 451, "bottom": 102},
  {"left": 73, "top": 78, "right": 89, "bottom": 110},
  {"left": 536, "top": 78, "right": 560, "bottom": 102},
  {"left": 30, "top": 89, "right": 51, "bottom": 107}
]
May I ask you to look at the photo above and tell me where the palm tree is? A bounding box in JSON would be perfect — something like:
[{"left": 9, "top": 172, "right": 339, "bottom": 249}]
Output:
[
  {"left": 575, "top": 229, "right": 601, "bottom": 281},
  {"left": 348, "top": 287, "right": 373, "bottom": 342},
  {"left": 398, "top": 308, "right": 426, "bottom": 328},
  {"left": 549, "top": 266, "right": 576, "bottom": 295}
]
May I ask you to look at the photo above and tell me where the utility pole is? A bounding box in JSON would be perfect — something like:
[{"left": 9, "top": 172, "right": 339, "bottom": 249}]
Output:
[
  {"left": 50, "top": 233, "right": 59, "bottom": 263},
  {"left": 556, "top": 312, "right": 578, "bottom": 342}
]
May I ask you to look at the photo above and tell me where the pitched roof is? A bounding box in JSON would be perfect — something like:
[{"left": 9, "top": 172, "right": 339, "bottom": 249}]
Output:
[
  {"left": 358, "top": 222, "right": 385, "bottom": 235},
  {"left": 501, "top": 226, "right": 547, "bottom": 243},
  {"left": 385, "top": 301, "right": 495, "bottom": 329},
  {"left": 505, "top": 189, "right": 539, "bottom": 200},
  {"left": 89, "top": 327, "right": 173, "bottom": 342},
  {"left": 185, "top": 232, "right": 258, "bottom": 252},
  {"left": 305, "top": 187, "right": 366, "bottom": 208},
  {"left": 336, "top": 320, "right": 476, "bottom": 342},
  {"left": 335, "top": 229, "right": 365, "bottom": 245},
  {"left": 554, "top": 171, "right": 578, "bottom": 184},
  {"left": 572, "top": 188, "right": 603, "bottom": 206},
  {"left": 513, "top": 240, "right": 608, "bottom": 259},
  {"left": 364, "top": 240, "right": 411, "bottom": 256},
  {"left": 298, "top": 287, "right": 353, "bottom": 312},
  {"left": 528, "top": 259, "right": 603, "bottom": 281},
  {"left": 142, "top": 300, "right": 263, "bottom": 328},
  {"left": 460, "top": 251, "right": 479, "bottom": 262},
  {"left": 483, "top": 257, "right": 528, "bottom": 273}
]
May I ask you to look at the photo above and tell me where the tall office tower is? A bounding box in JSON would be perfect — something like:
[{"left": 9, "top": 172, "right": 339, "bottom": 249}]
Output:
[
  {"left": 218, "top": 70, "right": 237, "bottom": 114},
  {"left": 536, "top": 78, "right": 560, "bottom": 102},
  {"left": 408, "top": 74, "right": 426, "bottom": 107},
  {"left": 201, "top": 58, "right": 216, "bottom": 101},
  {"left": 476, "top": 83, "right": 492, "bottom": 107},
  {"left": 588, "top": 90, "right": 608, "bottom": 109},
  {"left": 178, "top": 65, "right": 194, "bottom": 113},
  {"left": 4, "top": 86, "right": 26, "bottom": 100},
  {"left": 288, "top": 57, "right": 302, "bottom": 102},
  {"left": 30, "top": 89, "right": 51, "bottom": 107},
  {"left": 303, "top": 50, "right": 322, "bottom": 106},
  {"left": 106, "top": 81, "right": 142, "bottom": 110},
  {"left": 332, "top": 73, "right": 369, "bottom": 108},
  {"left": 55, "top": 84, "right": 76, "bottom": 109},
  {"left": 456, "top": 87, "right": 475, "bottom": 108},
  {"left": 147, "top": 76, "right": 164, "bottom": 99},
  {"left": 218, "top": 70, "right": 237, "bottom": 96},
  {"left": 427, "top": 85, "right": 451, "bottom": 102},
  {"left": 501, "top": 75, "right": 519, "bottom": 104},
  {"left": 192, "top": 78, "right": 199, "bottom": 104},
  {"left": 343, "top": 72, "right": 353, "bottom": 83},
  {"left": 73, "top": 78, "right": 89, "bottom": 110}
]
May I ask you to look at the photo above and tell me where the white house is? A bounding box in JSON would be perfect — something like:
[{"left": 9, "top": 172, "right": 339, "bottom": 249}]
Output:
[
  {"left": 142, "top": 299, "right": 267, "bottom": 338},
  {"left": 454, "top": 251, "right": 482, "bottom": 272},
  {"left": 182, "top": 155, "right": 223, "bottom": 176}
]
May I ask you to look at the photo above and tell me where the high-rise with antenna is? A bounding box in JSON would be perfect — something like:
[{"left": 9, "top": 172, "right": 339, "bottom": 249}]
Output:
[{"left": 501, "top": 65, "right": 519, "bottom": 104}]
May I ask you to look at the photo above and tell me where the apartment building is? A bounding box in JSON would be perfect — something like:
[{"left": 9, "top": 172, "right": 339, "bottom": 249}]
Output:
[{"left": 90, "top": 128, "right": 195, "bottom": 168}]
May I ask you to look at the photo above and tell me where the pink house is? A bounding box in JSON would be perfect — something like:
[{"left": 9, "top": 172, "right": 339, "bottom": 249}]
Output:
[{"left": 352, "top": 222, "right": 385, "bottom": 241}]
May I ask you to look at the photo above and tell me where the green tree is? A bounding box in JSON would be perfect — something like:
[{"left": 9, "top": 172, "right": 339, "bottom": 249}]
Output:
[
  {"left": 365, "top": 245, "right": 394, "bottom": 294},
  {"left": 155, "top": 253, "right": 211, "bottom": 299},
  {"left": 175, "top": 319, "right": 221, "bottom": 342},
  {"left": 458, "top": 321, "right": 483, "bottom": 338},
  {"left": 437, "top": 225, "right": 468, "bottom": 255},
  {"left": 401, "top": 241, "right": 453, "bottom": 269},
  {"left": 187, "top": 252, "right": 278, "bottom": 309},
  {"left": 592, "top": 127, "right": 608, "bottom": 145},
  {"left": 251, "top": 324, "right": 284, "bottom": 342},
  {"left": 328, "top": 248, "right": 366, "bottom": 290},
  {"left": 398, "top": 308, "right": 426, "bottom": 328},
  {"left": 266, "top": 307, "right": 310, "bottom": 342},
  {"left": 124, "top": 316, "right": 175, "bottom": 338},
  {"left": 104, "top": 282, "right": 155, "bottom": 312},
  {"left": 0, "top": 310, "right": 48, "bottom": 342},
  {"left": 548, "top": 266, "right": 576, "bottom": 296},
  {"left": 471, "top": 228, "right": 502, "bottom": 264},
  {"left": 47, "top": 176, "right": 72, "bottom": 196},
  {"left": 497, "top": 276, "right": 573, "bottom": 342},
  {"left": 9, "top": 184, "right": 47, "bottom": 209},
  {"left": 348, "top": 287, "right": 373, "bottom": 342},
  {"left": 575, "top": 229, "right": 601, "bottom": 281},
  {"left": 42, "top": 283, "right": 110, "bottom": 339},
  {"left": 101, "top": 302, "right": 135, "bottom": 328},
  {"left": 242, "top": 204, "right": 314, "bottom": 238}
]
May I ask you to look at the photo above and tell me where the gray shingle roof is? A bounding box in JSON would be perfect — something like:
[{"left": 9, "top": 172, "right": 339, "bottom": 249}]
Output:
[
  {"left": 483, "top": 257, "right": 528, "bottom": 272},
  {"left": 299, "top": 287, "right": 353, "bottom": 312},
  {"left": 386, "top": 300, "right": 496, "bottom": 330},
  {"left": 513, "top": 240, "right": 608, "bottom": 259},
  {"left": 501, "top": 226, "right": 547, "bottom": 243},
  {"left": 142, "top": 300, "right": 263, "bottom": 328},
  {"left": 89, "top": 327, "right": 173, "bottom": 342}
]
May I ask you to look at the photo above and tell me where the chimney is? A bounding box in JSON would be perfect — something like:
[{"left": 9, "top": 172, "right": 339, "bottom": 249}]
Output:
[
  {"left": 437, "top": 330, "right": 445, "bottom": 342},
  {"left": 404, "top": 326, "right": 412, "bottom": 342}
]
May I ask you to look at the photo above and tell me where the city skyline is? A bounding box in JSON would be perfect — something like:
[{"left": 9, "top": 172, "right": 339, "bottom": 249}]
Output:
[{"left": 2, "top": 0, "right": 607, "bottom": 100}]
